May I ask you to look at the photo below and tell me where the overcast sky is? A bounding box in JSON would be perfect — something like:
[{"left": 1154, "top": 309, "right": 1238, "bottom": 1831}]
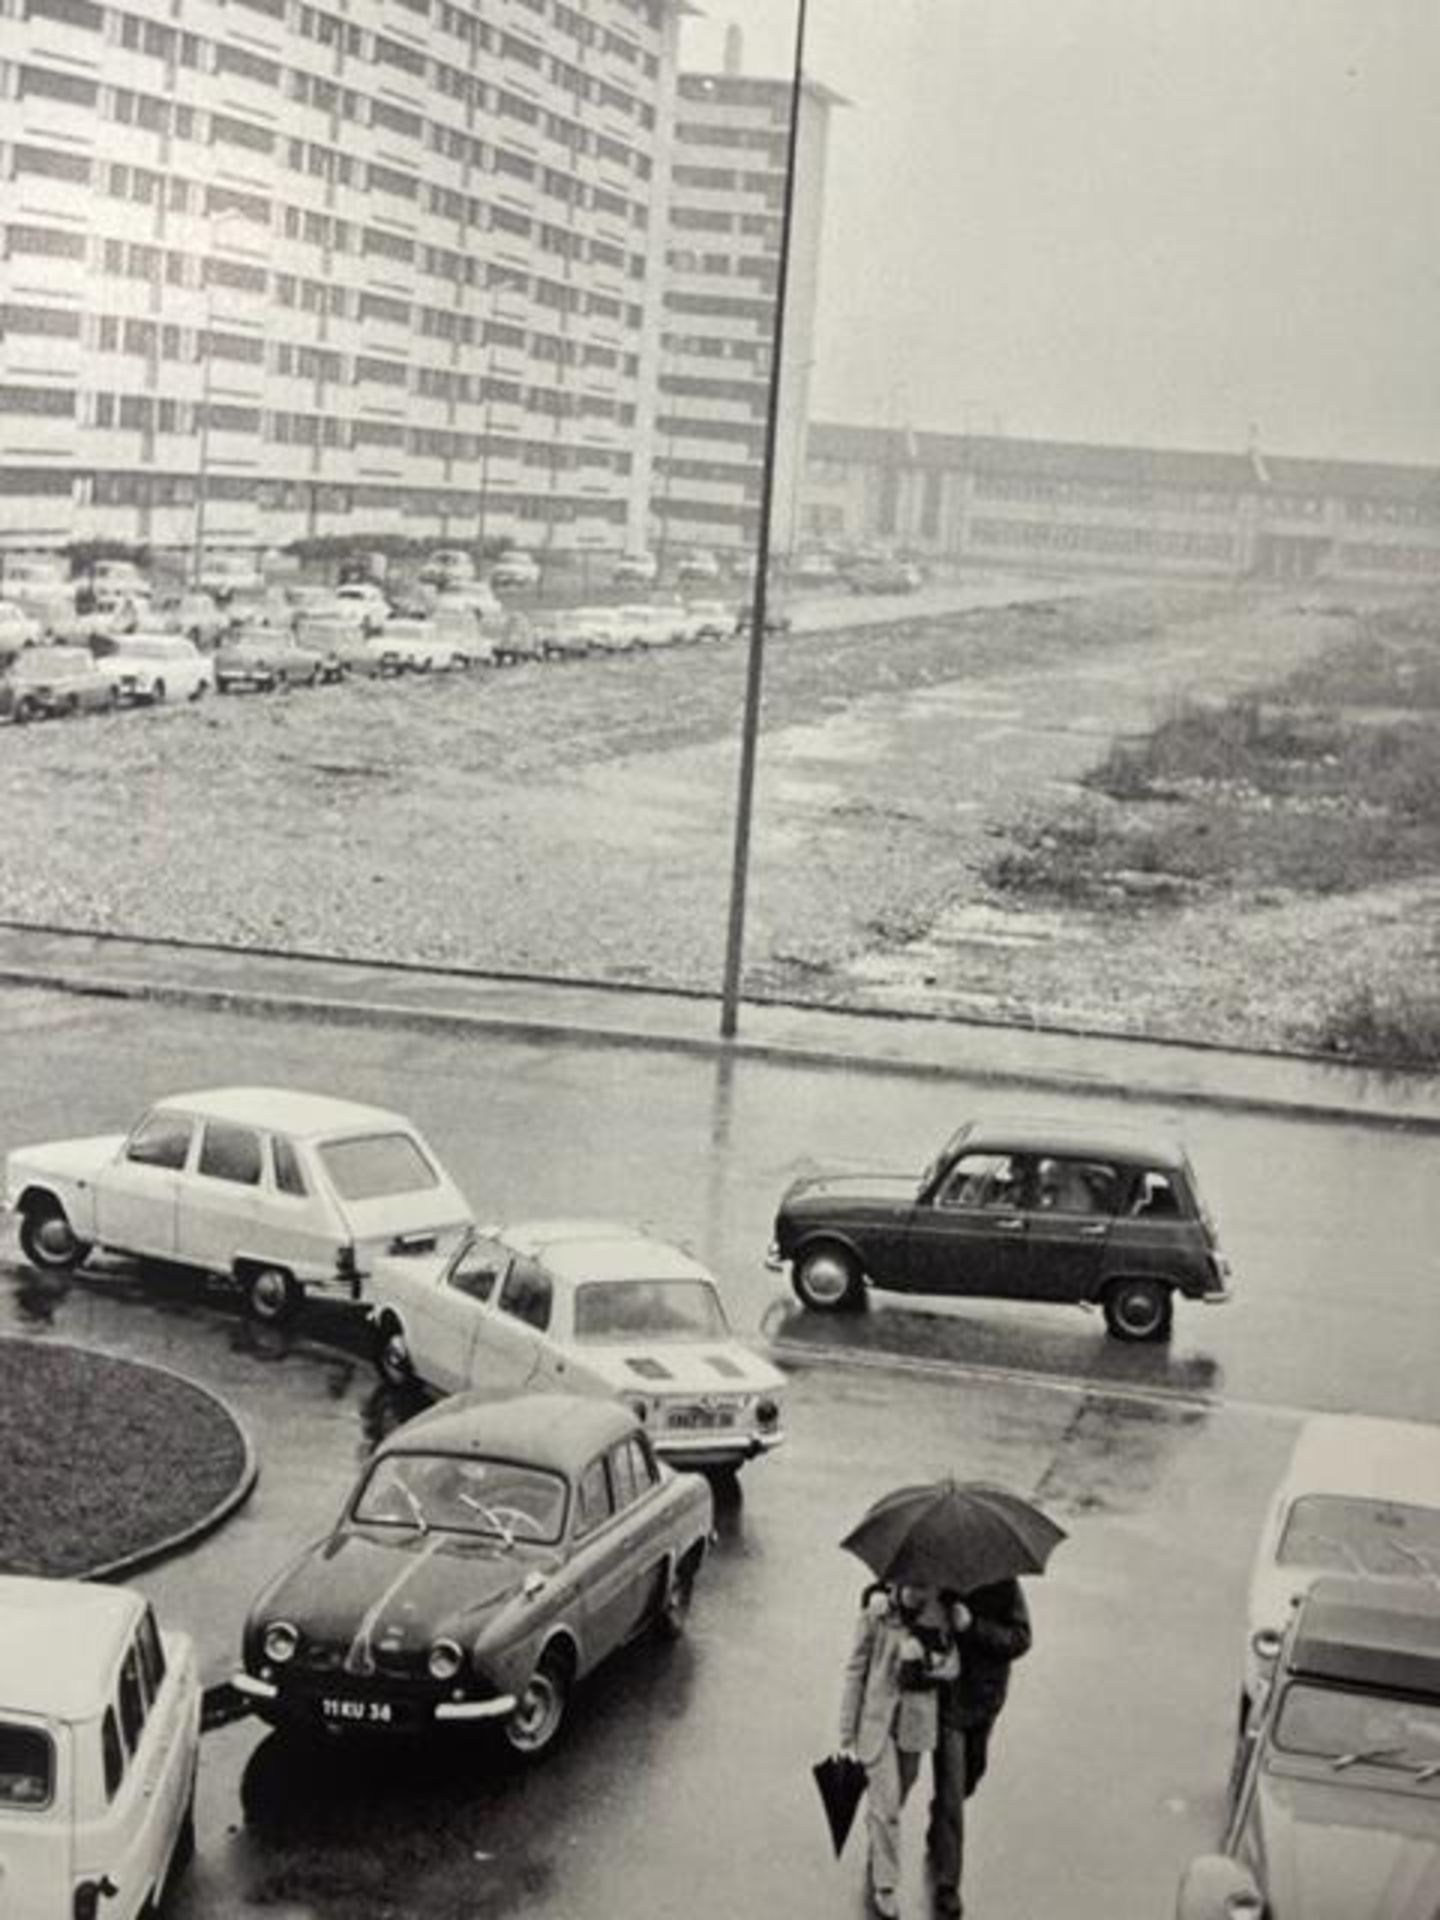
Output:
[{"left": 681, "top": 2, "right": 1440, "bottom": 466}]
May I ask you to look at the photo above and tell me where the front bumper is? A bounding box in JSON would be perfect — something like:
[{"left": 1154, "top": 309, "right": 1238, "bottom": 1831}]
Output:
[{"left": 232, "top": 1670, "right": 517, "bottom": 1727}]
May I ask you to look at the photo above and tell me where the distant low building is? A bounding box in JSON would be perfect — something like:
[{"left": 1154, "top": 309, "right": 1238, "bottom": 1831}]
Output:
[{"left": 800, "top": 425, "right": 1440, "bottom": 584}]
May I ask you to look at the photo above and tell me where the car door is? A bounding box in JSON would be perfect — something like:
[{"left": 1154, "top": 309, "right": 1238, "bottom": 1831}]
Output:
[
  {"left": 466, "top": 1256, "right": 554, "bottom": 1394},
  {"left": 413, "top": 1236, "right": 512, "bottom": 1394},
  {"left": 1022, "top": 1156, "right": 1120, "bottom": 1300},
  {"left": 174, "top": 1120, "right": 264, "bottom": 1272},
  {"left": 903, "top": 1151, "right": 1034, "bottom": 1298},
  {"left": 94, "top": 1110, "right": 194, "bottom": 1259},
  {"left": 573, "top": 1445, "right": 654, "bottom": 1660},
  {"left": 571, "top": 1453, "right": 632, "bottom": 1662}
]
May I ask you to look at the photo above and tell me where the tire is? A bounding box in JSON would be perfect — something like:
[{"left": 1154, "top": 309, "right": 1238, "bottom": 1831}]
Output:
[
  {"left": 19, "top": 1200, "right": 92, "bottom": 1273},
  {"left": 151, "top": 679, "right": 167, "bottom": 705},
  {"left": 244, "top": 1265, "right": 303, "bottom": 1326},
  {"left": 503, "top": 1650, "right": 570, "bottom": 1757},
  {"left": 792, "top": 1242, "right": 865, "bottom": 1312},
  {"left": 12, "top": 695, "right": 37, "bottom": 725},
  {"left": 190, "top": 679, "right": 208, "bottom": 703},
  {"left": 1102, "top": 1277, "right": 1174, "bottom": 1342},
  {"left": 374, "top": 1316, "right": 416, "bottom": 1390},
  {"left": 655, "top": 1555, "right": 698, "bottom": 1641}
]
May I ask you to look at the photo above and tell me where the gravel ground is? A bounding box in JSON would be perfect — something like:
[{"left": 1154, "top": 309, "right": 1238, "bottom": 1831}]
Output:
[{"left": 0, "top": 576, "right": 1426, "bottom": 1052}]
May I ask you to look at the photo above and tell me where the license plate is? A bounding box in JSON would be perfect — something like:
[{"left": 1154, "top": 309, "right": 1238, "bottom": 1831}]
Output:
[
  {"left": 667, "top": 1407, "right": 737, "bottom": 1431},
  {"left": 319, "top": 1695, "right": 396, "bottom": 1727}
]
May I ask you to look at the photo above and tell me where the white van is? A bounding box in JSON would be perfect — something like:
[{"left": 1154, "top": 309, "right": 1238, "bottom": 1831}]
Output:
[{"left": 0, "top": 1578, "right": 200, "bottom": 1919}]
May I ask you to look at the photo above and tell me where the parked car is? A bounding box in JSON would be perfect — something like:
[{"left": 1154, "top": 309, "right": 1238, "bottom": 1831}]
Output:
[
  {"left": 612, "top": 551, "right": 659, "bottom": 586},
  {"left": 0, "top": 599, "right": 41, "bottom": 656},
  {"left": 285, "top": 585, "right": 363, "bottom": 632},
  {"left": 151, "top": 589, "right": 226, "bottom": 647},
  {"left": 731, "top": 601, "right": 794, "bottom": 638},
  {"left": 0, "top": 557, "right": 71, "bottom": 628},
  {"left": 490, "top": 549, "right": 541, "bottom": 590},
  {"left": 418, "top": 548, "right": 477, "bottom": 588},
  {"left": 91, "top": 631, "right": 213, "bottom": 706},
  {"left": 569, "top": 607, "right": 639, "bottom": 653},
  {"left": 846, "top": 560, "right": 923, "bottom": 594},
  {"left": 790, "top": 550, "right": 840, "bottom": 586},
  {"left": 616, "top": 603, "right": 690, "bottom": 649},
  {"left": 1176, "top": 1576, "right": 1440, "bottom": 1920},
  {"left": 90, "top": 559, "right": 150, "bottom": 598},
  {"left": 433, "top": 581, "right": 502, "bottom": 624},
  {"left": 0, "top": 1576, "right": 200, "bottom": 1920},
  {"left": 1240, "top": 1413, "right": 1440, "bottom": 1718},
  {"left": 0, "top": 645, "right": 116, "bottom": 722},
  {"left": 214, "top": 627, "right": 332, "bottom": 692},
  {"left": 368, "top": 1219, "right": 787, "bottom": 1474},
  {"left": 334, "top": 581, "right": 392, "bottom": 634},
  {"left": 683, "top": 599, "right": 735, "bottom": 642},
  {"left": 198, "top": 553, "right": 265, "bottom": 598},
  {"left": 4, "top": 1085, "right": 473, "bottom": 1323},
  {"left": 233, "top": 1392, "right": 713, "bottom": 1753},
  {"left": 767, "top": 1115, "right": 1231, "bottom": 1341},
  {"left": 293, "top": 616, "right": 389, "bottom": 679},
  {"left": 530, "top": 612, "right": 593, "bottom": 660},
  {"left": 368, "top": 618, "right": 475, "bottom": 675},
  {"left": 491, "top": 612, "right": 547, "bottom": 664},
  {"left": 675, "top": 551, "right": 722, "bottom": 584}
]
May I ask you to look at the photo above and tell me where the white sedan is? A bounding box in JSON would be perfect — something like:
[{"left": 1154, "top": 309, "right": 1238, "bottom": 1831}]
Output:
[
  {"left": 368, "top": 618, "right": 477, "bottom": 674},
  {"left": 368, "top": 1219, "right": 787, "bottom": 1475},
  {"left": 92, "top": 632, "right": 213, "bottom": 705}
]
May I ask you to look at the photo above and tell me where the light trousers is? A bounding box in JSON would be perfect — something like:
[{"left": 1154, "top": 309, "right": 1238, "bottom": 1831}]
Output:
[{"left": 864, "top": 1742, "right": 921, "bottom": 1896}]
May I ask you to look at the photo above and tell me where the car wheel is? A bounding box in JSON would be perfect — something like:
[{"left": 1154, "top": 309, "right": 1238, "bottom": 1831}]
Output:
[
  {"left": 655, "top": 1554, "right": 699, "bottom": 1641},
  {"left": 503, "top": 1649, "right": 570, "bottom": 1757},
  {"left": 244, "top": 1265, "right": 303, "bottom": 1326},
  {"left": 19, "top": 1201, "right": 92, "bottom": 1273},
  {"left": 1101, "top": 1277, "right": 1173, "bottom": 1342},
  {"left": 151, "top": 679, "right": 167, "bottom": 705},
  {"left": 190, "top": 679, "right": 208, "bottom": 702},
  {"left": 792, "top": 1242, "right": 865, "bottom": 1312},
  {"left": 12, "top": 695, "right": 37, "bottom": 725},
  {"left": 374, "top": 1316, "right": 416, "bottom": 1390}
]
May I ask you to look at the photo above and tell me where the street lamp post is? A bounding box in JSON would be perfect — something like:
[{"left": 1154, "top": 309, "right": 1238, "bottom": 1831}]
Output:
[
  {"left": 718, "top": 0, "right": 809, "bottom": 1038},
  {"left": 190, "top": 208, "right": 246, "bottom": 590}
]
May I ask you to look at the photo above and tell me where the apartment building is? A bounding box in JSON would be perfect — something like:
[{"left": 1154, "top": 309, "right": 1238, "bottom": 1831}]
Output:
[
  {"left": 0, "top": 0, "right": 690, "bottom": 560},
  {"left": 654, "top": 31, "right": 835, "bottom": 560},
  {"left": 801, "top": 424, "right": 1440, "bottom": 585}
]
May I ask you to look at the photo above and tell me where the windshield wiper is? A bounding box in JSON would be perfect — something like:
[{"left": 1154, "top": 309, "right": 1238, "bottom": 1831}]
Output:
[
  {"left": 459, "top": 1492, "right": 515, "bottom": 1549},
  {"left": 1330, "top": 1745, "right": 1407, "bottom": 1772},
  {"left": 1383, "top": 1538, "right": 1440, "bottom": 1584},
  {"left": 1305, "top": 1532, "right": 1365, "bottom": 1574},
  {"left": 398, "top": 1482, "right": 428, "bottom": 1535}
]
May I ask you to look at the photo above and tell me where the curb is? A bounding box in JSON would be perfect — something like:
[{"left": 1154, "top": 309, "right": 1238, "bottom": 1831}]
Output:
[
  {"left": 3, "top": 962, "right": 1438, "bottom": 1136},
  {"left": 0, "top": 1334, "right": 259, "bottom": 1584}
]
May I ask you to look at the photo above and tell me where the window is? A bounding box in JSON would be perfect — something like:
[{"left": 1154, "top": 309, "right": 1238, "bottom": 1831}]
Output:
[
  {"left": 608, "top": 1439, "right": 641, "bottom": 1509},
  {"left": 271, "top": 1136, "right": 308, "bottom": 1197},
  {"left": 100, "top": 1707, "right": 124, "bottom": 1800},
  {"left": 937, "top": 1153, "right": 1030, "bottom": 1211},
  {"left": 498, "top": 1259, "right": 553, "bottom": 1333},
  {"left": 446, "top": 1238, "right": 507, "bottom": 1303},
  {"left": 0, "top": 1722, "right": 54, "bottom": 1809},
  {"left": 198, "top": 1122, "right": 263, "bottom": 1186},
  {"left": 1035, "top": 1158, "right": 1119, "bottom": 1216},
  {"left": 1129, "top": 1170, "right": 1180, "bottom": 1218},
  {"left": 624, "top": 1434, "right": 658, "bottom": 1493},
  {"left": 117, "top": 1647, "right": 147, "bottom": 1754},
  {"left": 575, "top": 1456, "right": 613, "bottom": 1536},
  {"left": 126, "top": 1111, "right": 192, "bottom": 1171},
  {"left": 135, "top": 1609, "right": 167, "bottom": 1697},
  {"left": 318, "top": 1133, "right": 438, "bottom": 1200}
]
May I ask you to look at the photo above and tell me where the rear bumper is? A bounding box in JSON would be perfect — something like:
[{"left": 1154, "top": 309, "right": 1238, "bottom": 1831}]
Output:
[
  {"left": 654, "top": 1429, "right": 785, "bottom": 1467},
  {"left": 764, "top": 1242, "right": 785, "bottom": 1273}
]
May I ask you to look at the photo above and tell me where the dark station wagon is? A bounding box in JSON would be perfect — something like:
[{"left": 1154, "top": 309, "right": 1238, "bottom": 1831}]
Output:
[{"left": 768, "top": 1116, "right": 1231, "bottom": 1341}]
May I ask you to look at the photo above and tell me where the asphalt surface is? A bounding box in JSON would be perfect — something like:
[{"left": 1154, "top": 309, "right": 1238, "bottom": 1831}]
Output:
[{"left": 1, "top": 986, "right": 1435, "bottom": 1917}]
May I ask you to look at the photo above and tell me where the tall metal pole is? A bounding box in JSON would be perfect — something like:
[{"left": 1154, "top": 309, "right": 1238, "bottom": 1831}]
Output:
[
  {"left": 190, "top": 310, "right": 213, "bottom": 589},
  {"left": 718, "top": 0, "right": 808, "bottom": 1038}
]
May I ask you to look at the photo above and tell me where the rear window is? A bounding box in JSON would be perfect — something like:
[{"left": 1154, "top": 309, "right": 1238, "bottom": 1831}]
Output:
[
  {"left": 1279, "top": 1494, "right": 1440, "bottom": 1577},
  {"left": 0, "top": 1721, "right": 53, "bottom": 1810},
  {"left": 318, "top": 1132, "right": 438, "bottom": 1201}
]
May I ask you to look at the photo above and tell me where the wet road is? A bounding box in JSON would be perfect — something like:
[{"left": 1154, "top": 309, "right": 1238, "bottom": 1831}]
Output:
[{"left": 1, "top": 986, "right": 1436, "bottom": 1916}]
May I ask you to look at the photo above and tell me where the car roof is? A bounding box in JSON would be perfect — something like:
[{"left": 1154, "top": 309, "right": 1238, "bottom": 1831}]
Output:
[
  {"left": 1288, "top": 1576, "right": 1440, "bottom": 1698},
  {"left": 959, "top": 1115, "right": 1187, "bottom": 1169},
  {"left": 1275, "top": 1414, "right": 1440, "bottom": 1507},
  {"left": 379, "top": 1390, "right": 637, "bottom": 1470},
  {"left": 156, "top": 1086, "right": 417, "bottom": 1139},
  {"left": 496, "top": 1219, "right": 714, "bottom": 1286},
  {"left": 0, "top": 1579, "right": 142, "bottom": 1723}
]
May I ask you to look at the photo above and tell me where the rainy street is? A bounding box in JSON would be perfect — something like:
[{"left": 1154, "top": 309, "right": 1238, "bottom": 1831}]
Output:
[{"left": 2, "top": 985, "right": 1436, "bottom": 1917}]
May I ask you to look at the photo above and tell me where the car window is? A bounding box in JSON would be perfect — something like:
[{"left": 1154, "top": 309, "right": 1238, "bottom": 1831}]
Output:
[
  {"left": 117, "top": 1647, "right": 147, "bottom": 1755},
  {"left": 624, "top": 1435, "right": 659, "bottom": 1495},
  {"left": 1273, "top": 1680, "right": 1440, "bottom": 1772},
  {"left": 271, "top": 1134, "right": 308, "bottom": 1197},
  {"left": 937, "top": 1152, "right": 1032, "bottom": 1210},
  {"left": 125, "top": 1110, "right": 193, "bottom": 1171},
  {"left": 575, "top": 1457, "right": 614, "bottom": 1537},
  {"left": 609, "top": 1440, "right": 642, "bottom": 1510},
  {"left": 499, "top": 1258, "right": 553, "bottom": 1332},
  {"left": 634, "top": 1431, "right": 663, "bottom": 1487},
  {"left": 1278, "top": 1494, "right": 1440, "bottom": 1576},
  {"left": 355, "top": 1452, "right": 568, "bottom": 1543},
  {"left": 100, "top": 1707, "right": 124, "bottom": 1800},
  {"left": 197, "top": 1121, "right": 263, "bottom": 1186},
  {"left": 1128, "top": 1169, "right": 1181, "bottom": 1218},
  {"left": 573, "top": 1279, "right": 729, "bottom": 1341},
  {"left": 136, "top": 1608, "right": 167, "bottom": 1696},
  {"left": 318, "top": 1132, "right": 439, "bottom": 1200},
  {"left": 447, "top": 1237, "right": 508, "bottom": 1303},
  {"left": 0, "top": 1721, "right": 54, "bottom": 1810},
  {"left": 1035, "top": 1157, "right": 1120, "bottom": 1215}
]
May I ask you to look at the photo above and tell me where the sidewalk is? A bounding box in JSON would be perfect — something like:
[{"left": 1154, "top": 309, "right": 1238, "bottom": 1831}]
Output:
[{"left": 1, "top": 921, "right": 1436, "bottom": 1131}]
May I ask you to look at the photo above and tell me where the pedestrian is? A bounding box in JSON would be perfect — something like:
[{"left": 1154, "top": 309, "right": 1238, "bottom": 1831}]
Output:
[
  {"left": 839, "top": 1582, "right": 965, "bottom": 1918},
  {"left": 925, "top": 1578, "right": 1032, "bottom": 1917}
]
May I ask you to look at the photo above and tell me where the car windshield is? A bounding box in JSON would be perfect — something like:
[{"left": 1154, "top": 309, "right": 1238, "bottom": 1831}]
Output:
[
  {"left": 572, "top": 1278, "right": 731, "bottom": 1341},
  {"left": 0, "top": 1722, "right": 54, "bottom": 1810},
  {"left": 1279, "top": 1495, "right": 1440, "bottom": 1578},
  {"left": 319, "top": 1131, "right": 439, "bottom": 1201},
  {"left": 1273, "top": 1681, "right": 1440, "bottom": 1778},
  {"left": 353, "top": 1452, "right": 567, "bottom": 1544}
]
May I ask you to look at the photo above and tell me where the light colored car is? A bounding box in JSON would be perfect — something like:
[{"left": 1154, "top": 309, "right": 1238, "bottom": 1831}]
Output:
[
  {"left": 1241, "top": 1413, "right": 1440, "bottom": 1715},
  {"left": 491, "top": 611, "right": 547, "bottom": 664},
  {"left": 0, "top": 558, "right": 71, "bottom": 628},
  {"left": 617, "top": 603, "right": 691, "bottom": 649},
  {"left": 368, "top": 618, "right": 476, "bottom": 675},
  {"left": 215, "top": 627, "right": 334, "bottom": 692},
  {"left": 198, "top": 554, "right": 265, "bottom": 598},
  {"left": 418, "top": 547, "right": 477, "bottom": 588},
  {"left": 294, "top": 616, "right": 388, "bottom": 679},
  {"left": 683, "top": 598, "right": 736, "bottom": 641},
  {"left": 334, "top": 581, "right": 392, "bottom": 634},
  {"left": 612, "top": 551, "right": 659, "bottom": 586},
  {"left": 285, "top": 585, "right": 363, "bottom": 632},
  {"left": 368, "top": 1218, "right": 787, "bottom": 1475},
  {"left": 0, "top": 599, "right": 41, "bottom": 655},
  {"left": 235, "top": 1393, "right": 713, "bottom": 1756},
  {"left": 489, "top": 549, "right": 542, "bottom": 590},
  {"left": 433, "top": 580, "right": 502, "bottom": 623},
  {"left": 675, "top": 550, "right": 722, "bottom": 584},
  {"left": 150, "top": 590, "right": 226, "bottom": 646},
  {"left": 569, "top": 606, "right": 639, "bottom": 653},
  {"left": 0, "top": 1577, "right": 200, "bottom": 1920},
  {"left": 91, "top": 632, "right": 213, "bottom": 706},
  {"left": 4, "top": 1085, "right": 473, "bottom": 1323},
  {"left": 0, "top": 645, "right": 116, "bottom": 723},
  {"left": 1178, "top": 1576, "right": 1440, "bottom": 1920}
]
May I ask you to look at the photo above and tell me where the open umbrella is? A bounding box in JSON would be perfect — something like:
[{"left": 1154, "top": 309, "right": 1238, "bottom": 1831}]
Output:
[{"left": 840, "top": 1480, "right": 1065, "bottom": 1593}]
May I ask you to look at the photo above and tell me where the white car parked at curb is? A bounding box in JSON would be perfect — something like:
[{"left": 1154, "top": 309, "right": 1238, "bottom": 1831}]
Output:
[{"left": 91, "top": 632, "right": 214, "bottom": 705}]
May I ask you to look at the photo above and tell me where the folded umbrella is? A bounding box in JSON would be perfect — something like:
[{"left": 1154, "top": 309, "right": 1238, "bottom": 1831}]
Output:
[
  {"left": 840, "top": 1480, "right": 1065, "bottom": 1593},
  {"left": 812, "top": 1750, "right": 868, "bottom": 1857}
]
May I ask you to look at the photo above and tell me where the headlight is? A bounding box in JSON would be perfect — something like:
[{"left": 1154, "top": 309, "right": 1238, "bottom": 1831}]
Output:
[
  {"left": 755, "top": 1397, "right": 780, "bottom": 1430},
  {"left": 428, "top": 1639, "right": 463, "bottom": 1682},
  {"left": 1250, "top": 1626, "right": 1282, "bottom": 1663},
  {"left": 263, "top": 1621, "right": 299, "bottom": 1665}
]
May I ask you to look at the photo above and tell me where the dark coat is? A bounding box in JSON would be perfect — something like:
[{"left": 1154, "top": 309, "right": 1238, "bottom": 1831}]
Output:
[{"left": 940, "top": 1579, "right": 1032, "bottom": 1729}]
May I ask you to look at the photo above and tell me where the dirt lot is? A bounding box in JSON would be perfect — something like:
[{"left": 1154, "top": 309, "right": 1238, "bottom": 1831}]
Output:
[{"left": 1, "top": 575, "right": 1434, "bottom": 1056}]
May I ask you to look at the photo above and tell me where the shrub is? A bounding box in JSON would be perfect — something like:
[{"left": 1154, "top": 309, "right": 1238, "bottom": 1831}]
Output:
[{"left": 1306, "top": 983, "right": 1440, "bottom": 1069}]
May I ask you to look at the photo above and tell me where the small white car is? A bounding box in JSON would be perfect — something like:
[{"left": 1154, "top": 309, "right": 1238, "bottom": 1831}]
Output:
[
  {"left": 368, "top": 1219, "right": 788, "bottom": 1475},
  {"left": 683, "top": 599, "right": 735, "bottom": 642},
  {"left": 0, "top": 599, "right": 42, "bottom": 654},
  {"left": 1241, "top": 1412, "right": 1440, "bottom": 1714},
  {"left": 489, "top": 549, "right": 541, "bottom": 590},
  {"left": 0, "top": 1577, "right": 200, "bottom": 1920},
  {"left": 5, "top": 1086, "right": 473, "bottom": 1323},
  {"left": 617, "top": 603, "right": 690, "bottom": 649},
  {"left": 611, "top": 552, "right": 658, "bottom": 586},
  {"left": 91, "top": 632, "right": 213, "bottom": 706},
  {"left": 334, "top": 581, "right": 391, "bottom": 634},
  {"left": 368, "top": 617, "right": 478, "bottom": 674},
  {"left": 569, "top": 607, "right": 639, "bottom": 653}
]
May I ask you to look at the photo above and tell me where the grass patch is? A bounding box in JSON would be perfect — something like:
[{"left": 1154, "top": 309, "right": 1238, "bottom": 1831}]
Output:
[
  {"left": 0, "top": 1338, "right": 248, "bottom": 1576},
  {"left": 1303, "top": 983, "right": 1440, "bottom": 1069}
]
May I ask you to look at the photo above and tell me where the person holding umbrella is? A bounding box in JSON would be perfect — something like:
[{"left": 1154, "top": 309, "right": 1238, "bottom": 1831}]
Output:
[{"left": 838, "top": 1580, "right": 964, "bottom": 1917}]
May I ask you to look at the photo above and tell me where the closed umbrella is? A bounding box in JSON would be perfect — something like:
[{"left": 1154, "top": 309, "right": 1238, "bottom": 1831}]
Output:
[{"left": 840, "top": 1480, "right": 1065, "bottom": 1593}]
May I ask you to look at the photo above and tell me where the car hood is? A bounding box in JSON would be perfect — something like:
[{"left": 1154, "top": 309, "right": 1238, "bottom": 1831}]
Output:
[
  {"left": 259, "top": 1527, "right": 562, "bottom": 1657},
  {"left": 1253, "top": 1771, "right": 1440, "bottom": 1920},
  {"left": 781, "top": 1172, "right": 920, "bottom": 1210},
  {"left": 8, "top": 1133, "right": 124, "bottom": 1180},
  {"left": 573, "top": 1341, "right": 785, "bottom": 1396}
]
